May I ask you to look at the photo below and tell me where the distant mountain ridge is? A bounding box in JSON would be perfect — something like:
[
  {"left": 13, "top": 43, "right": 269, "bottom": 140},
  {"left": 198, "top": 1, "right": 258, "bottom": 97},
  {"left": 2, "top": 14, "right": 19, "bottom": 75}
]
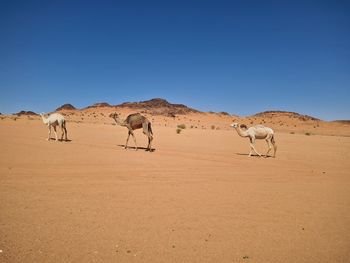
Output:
[
  {"left": 85, "top": 102, "right": 112, "bottom": 108},
  {"left": 253, "top": 110, "right": 320, "bottom": 121},
  {"left": 54, "top": 98, "right": 330, "bottom": 121},
  {"left": 56, "top": 104, "right": 76, "bottom": 111},
  {"left": 55, "top": 98, "right": 200, "bottom": 117},
  {"left": 15, "top": 110, "right": 38, "bottom": 116},
  {"left": 116, "top": 98, "right": 199, "bottom": 117}
]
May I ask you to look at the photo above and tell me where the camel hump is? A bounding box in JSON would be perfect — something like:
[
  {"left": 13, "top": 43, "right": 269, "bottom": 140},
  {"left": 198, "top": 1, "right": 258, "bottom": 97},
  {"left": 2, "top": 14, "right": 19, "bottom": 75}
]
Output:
[
  {"left": 125, "top": 113, "right": 151, "bottom": 128},
  {"left": 239, "top": 124, "right": 248, "bottom": 130},
  {"left": 254, "top": 125, "right": 274, "bottom": 136},
  {"left": 125, "top": 113, "right": 143, "bottom": 121},
  {"left": 127, "top": 113, "right": 142, "bottom": 118}
]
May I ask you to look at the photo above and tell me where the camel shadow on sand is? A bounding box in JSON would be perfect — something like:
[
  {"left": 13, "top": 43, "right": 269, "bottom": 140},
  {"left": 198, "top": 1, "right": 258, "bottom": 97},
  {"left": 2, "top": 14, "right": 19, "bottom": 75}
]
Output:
[
  {"left": 117, "top": 144, "right": 155, "bottom": 152},
  {"left": 235, "top": 153, "right": 273, "bottom": 158},
  {"left": 48, "top": 138, "right": 72, "bottom": 142}
]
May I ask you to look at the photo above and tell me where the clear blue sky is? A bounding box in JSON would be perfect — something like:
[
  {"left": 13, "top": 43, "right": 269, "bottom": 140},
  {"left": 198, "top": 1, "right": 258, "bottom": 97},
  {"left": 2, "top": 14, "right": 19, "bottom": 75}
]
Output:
[{"left": 0, "top": 0, "right": 349, "bottom": 120}]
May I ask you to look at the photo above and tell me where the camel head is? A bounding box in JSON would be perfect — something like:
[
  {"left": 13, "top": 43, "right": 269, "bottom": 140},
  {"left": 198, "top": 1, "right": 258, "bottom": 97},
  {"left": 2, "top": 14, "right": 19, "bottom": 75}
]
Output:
[
  {"left": 109, "top": 112, "right": 120, "bottom": 119},
  {"left": 230, "top": 123, "right": 248, "bottom": 130},
  {"left": 40, "top": 113, "right": 49, "bottom": 125},
  {"left": 40, "top": 112, "right": 47, "bottom": 119},
  {"left": 230, "top": 122, "right": 239, "bottom": 128}
]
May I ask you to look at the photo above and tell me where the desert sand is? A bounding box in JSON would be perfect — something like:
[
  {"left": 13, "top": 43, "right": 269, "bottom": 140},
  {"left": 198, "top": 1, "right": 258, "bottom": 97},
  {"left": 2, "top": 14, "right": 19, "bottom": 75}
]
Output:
[{"left": 1, "top": 113, "right": 350, "bottom": 262}]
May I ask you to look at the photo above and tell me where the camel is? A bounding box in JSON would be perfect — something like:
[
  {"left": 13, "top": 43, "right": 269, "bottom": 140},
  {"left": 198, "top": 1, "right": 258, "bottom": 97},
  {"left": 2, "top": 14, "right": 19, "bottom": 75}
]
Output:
[
  {"left": 230, "top": 122, "right": 277, "bottom": 157},
  {"left": 110, "top": 112, "right": 153, "bottom": 151},
  {"left": 40, "top": 113, "right": 68, "bottom": 141}
]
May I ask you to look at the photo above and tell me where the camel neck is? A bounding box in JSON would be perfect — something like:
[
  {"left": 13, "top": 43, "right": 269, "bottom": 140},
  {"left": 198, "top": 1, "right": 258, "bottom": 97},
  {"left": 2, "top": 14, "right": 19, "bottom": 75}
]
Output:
[
  {"left": 41, "top": 115, "right": 48, "bottom": 124},
  {"left": 235, "top": 125, "right": 248, "bottom": 137},
  {"left": 114, "top": 117, "right": 126, "bottom": 127}
]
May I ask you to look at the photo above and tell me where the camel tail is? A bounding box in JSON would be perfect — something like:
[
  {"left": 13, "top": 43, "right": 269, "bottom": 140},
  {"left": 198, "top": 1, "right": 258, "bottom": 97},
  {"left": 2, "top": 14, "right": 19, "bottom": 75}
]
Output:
[{"left": 148, "top": 122, "right": 153, "bottom": 135}]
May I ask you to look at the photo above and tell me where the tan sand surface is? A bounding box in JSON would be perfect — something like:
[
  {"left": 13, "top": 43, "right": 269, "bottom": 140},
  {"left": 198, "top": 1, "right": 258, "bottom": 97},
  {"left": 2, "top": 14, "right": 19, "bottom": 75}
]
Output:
[{"left": 1, "top": 118, "right": 350, "bottom": 262}]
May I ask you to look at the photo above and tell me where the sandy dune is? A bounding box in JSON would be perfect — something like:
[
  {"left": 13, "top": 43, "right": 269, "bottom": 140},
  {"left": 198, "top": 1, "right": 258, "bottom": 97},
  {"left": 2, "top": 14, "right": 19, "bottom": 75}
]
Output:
[{"left": 1, "top": 118, "right": 350, "bottom": 262}]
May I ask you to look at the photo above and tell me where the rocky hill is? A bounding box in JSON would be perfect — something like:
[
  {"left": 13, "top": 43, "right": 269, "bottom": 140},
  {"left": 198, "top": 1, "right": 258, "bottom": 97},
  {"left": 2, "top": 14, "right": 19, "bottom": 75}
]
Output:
[
  {"left": 56, "top": 104, "right": 76, "bottom": 111},
  {"left": 85, "top": 102, "right": 112, "bottom": 108},
  {"left": 15, "top": 111, "right": 38, "bottom": 116},
  {"left": 253, "top": 111, "right": 320, "bottom": 121},
  {"left": 115, "top": 98, "right": 200, "bottom": 117}
]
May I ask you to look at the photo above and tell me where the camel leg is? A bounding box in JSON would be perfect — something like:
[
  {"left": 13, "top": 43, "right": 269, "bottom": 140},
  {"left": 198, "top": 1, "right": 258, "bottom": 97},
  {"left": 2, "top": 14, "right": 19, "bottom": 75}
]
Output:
[
  {"left": 249, "top": 143, "right": 261, "bottom": 156},
  {"left": 60, "top": 125, "right": 64, "bottom": 141},
  {"left": 272, "top": 138, "right": 277, "bottom": 158},
  {"left": 53, "top": 126, "right": 58, "bottom": 141},
  {"left": 265, "top": 139, "right": 272, "bottom": 157},
  {"left": 248, "top": 138, "right": 253, "bottom": 156},
  {"left": 249, "top": 138, "right": 261, "bottom": 157},
  {"left": 148, "top": 134, "right": 153, "bottom": 151},
  {"left": 142, "top": 123, "right": 153, "bottom": 151},
  {"left": 250, "top": 143, "right": 261, "bottom": 157},
  {"left": 61, "top": 123, "right": 68, "bottom": 141},
  {"left": 125, "top": 131, "right": 131, "bottom": 149},
  {"left": 47, "top": 126, "right": 51, "bottom": 141},
  {"left": 64, "top": 126, "right": 68, "bottom": 141},
  {"left": 145, "top": 133, "right": 153, "bottom": 151},
  {"left": 130, "top": 131, "right": 138, "bottom": 150}
]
